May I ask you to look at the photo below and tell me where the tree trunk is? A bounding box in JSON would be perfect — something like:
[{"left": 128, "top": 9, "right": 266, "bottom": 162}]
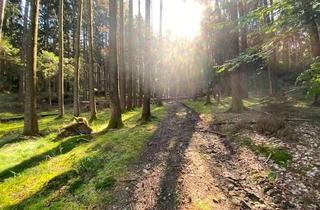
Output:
[
  {"left": 127, "top": 0, "right": 134, "bottom": 110},
  {"left": 88, "top": 0, "right": 97, "bottom": 121},
  {"left": 0, "top": 0, "right": 6, "bottom": 40},
  {"left": 58, "top": 0, "right": 64, "bottom": 117},
  {"left": 229, "top": 0, "right": 244, "bottom": 112},
  {"left": 156, "top": 0, "right": 163, "bottom": 106},
  {"left": 74, "top": 0, "right": 83, "bottom": 117},
  {"left": 108, "top": 0, "right": 123, "bottom": 129},
  {"left": 239, "top": 0, "right": 249, "bottom": 99},
  {"left": 138, "top": 0, "right": 143, "bottom": 107},
  {"left": 303, "top": 1, "right": 320, "bottom": 105},
  {"left": 119, "top": 0, "right": 126, "bottom": 112},
  {"left": 48, "top": 78, "right": 52, "bottom": 106},
  {"left": 141, "top": 0, "right": 152, "bottom": 121},
  {"left": 19, "top": 0, "right": 30, "bottom": 99},
  {"left": 24, "top": 0, "right": 39, "bottom": 136}
]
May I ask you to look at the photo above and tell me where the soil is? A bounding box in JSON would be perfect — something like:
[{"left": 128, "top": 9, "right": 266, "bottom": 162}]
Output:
[{"left": 107, "top": 102, "right": 319, "bottom": 210}]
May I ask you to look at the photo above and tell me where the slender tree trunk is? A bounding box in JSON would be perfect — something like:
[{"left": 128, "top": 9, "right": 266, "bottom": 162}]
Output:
[
  {"left": 239, "top": 0, "right": 249, "bottom": 99},
  {"left": 24, "top": 0, "right": 39, "bottom": 135},
  {"left": 73, "top": 0, "right": 83, "bottom": 116},
  {"left": 48, "top": 78, "right": 52, "bottom": 106},
  {"left": 19, "top": 0, "right": 30, "bottom": 99},
  {"left": 0, "top": 0, "right": 6, "bottom": 40},
  {"left": 88, "top": 0, "right": 97, "bottom": 121},
  {"left": 141, "top": 0, "right": 152, "bottom": 121},
  {"left": 230, "top": 0, "right": 244, "bottom": 113},
  {"left": 127, "top": 0, "right": 134, "bottom": 110},
  {"left": 119, "top": 0, "right": 126, "bottom": 112},
  {"left": 108, "top": 0, "right": 123, "bottom": 128},
  {"left": 104, "top": 57, "right": 110, "bottom": 100},
  {"left": 138, "top": 0, "right": 143, "bottom": 107},
  {"left": 58, "top": 0, "right": 64, "bottom": 117},
  {"left": 156, "top": 0, "right": 163, "bottom": 106}
]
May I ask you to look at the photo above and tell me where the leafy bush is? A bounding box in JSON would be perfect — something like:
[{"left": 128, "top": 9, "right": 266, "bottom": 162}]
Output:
[{"left": 296, "top": 58, "right": 320, "bottom": 97}]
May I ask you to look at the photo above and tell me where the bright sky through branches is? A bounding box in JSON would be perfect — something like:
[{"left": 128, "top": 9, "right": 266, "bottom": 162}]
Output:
[
  {"left": 136, "top": 0, "right": 204, "bottom": 39},
  {"left": 21, "top": 0, "right": 204, "bottom": 39}
]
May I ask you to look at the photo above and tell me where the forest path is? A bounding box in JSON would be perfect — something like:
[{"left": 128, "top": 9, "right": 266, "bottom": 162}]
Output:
[{"left": 110, "top": 102, "right": 280, "bottom": 210}]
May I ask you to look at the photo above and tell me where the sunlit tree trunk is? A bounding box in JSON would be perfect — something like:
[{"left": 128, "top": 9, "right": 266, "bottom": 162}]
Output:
[
  {"left": 108, "top": 0, "right": 123, "bottom": 128},
  {"left": 24, "top": 0, "right": 40, "bottom": 135},
  {"left": 127, "top": 0, "right": 134, "bottom": 110},
  {"left": 229, "top": 0, "right": 244, "bottom": 113},
  {"left": 141, "top": 0, "right": 152, "bottom": 121},
  {"left": 88, "top": 0, "right": 97, "bottom": 120},
  {"left": 239, "top": 0, "right": 248, "bottom": 99},
  {"left": 138, "top": 0, "right": 143, "bottom": 107},
  {"left": 119, "top": 0, "right": 126, "bottom": 112},
  {"left": 156, "top": 0, "right": 163, "bottom": 106},
  {"left": 73, "top": 0, "right": 83, "bottom": 116},
  {"left": 0, "top": 0, "right": 6, "bottom": 40},
  {"left": 19, "top": 0, "right": 30, "bottom": 99},
  {"left": 58, "top": 0, "right": 64, "bottom": 117}
]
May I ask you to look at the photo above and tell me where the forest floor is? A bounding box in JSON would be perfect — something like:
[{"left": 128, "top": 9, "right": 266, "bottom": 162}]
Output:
[
  {"left": 108, "top": 97, "right": 320, "bottom": 210},
  {"left": 0, "top": 93, "right": 320, "bottom": 209},
  {"left": 0, "top": 93, "right": 167, "bottom": 209}
]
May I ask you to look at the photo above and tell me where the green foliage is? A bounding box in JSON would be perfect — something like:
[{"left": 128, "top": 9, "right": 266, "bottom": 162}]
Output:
[
  {"left": 239, "top": 137, "right": 292, "bottom": 167},
  {"left": 38, "top": 50, "right": 59, "bottom": 79},
  {"left": 296, "top": 58, "right": 320, "bottom": 96},
  {"left": 215, "top": 48, "right": 264, "bottom": 73},
  {"left": 0, "top": 38, "right": 21, "bottom": 65}
]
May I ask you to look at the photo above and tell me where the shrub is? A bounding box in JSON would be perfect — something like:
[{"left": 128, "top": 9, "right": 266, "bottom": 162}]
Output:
[{"left": 256, "top": 116, "right": 286, "bottom": 135}]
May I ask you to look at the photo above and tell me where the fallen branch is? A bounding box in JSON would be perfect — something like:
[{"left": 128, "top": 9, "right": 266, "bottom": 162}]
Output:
[
  {"left": 0, "top": 113, "right": 58, "bottom": 123},
  {"left": 198, "top": 129, "right": 227, "bottom": 137}
]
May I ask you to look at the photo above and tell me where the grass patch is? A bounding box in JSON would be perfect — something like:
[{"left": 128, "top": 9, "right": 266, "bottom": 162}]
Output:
[
  {"left": 267, "top": 171, "right": 277, "bottom": 181},
  {"left": 0, "top": 106, "right": 166, "bottom": 209},
  {"left": 238, "top": 137, "right": 292, "bottom": 167}
]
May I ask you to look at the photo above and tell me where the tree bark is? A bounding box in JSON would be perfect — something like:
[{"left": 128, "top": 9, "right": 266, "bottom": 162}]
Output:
[
  {"left": 141, "top": 0, "right": 152, "bottom": 121},
  {"left": 0, "top": 0, "right": 6, "bottom": 40},
  {"left": 24, "top": 0, "right": 39, "bottom": 135},
  {"left": 303, "top": 1, "right": 320, "bottom": 105},
  {"left": 88, "top": 0, "right": 97, "bottom": 121},
  {"left": 138, "top": 0, "right": 143, "bottom": 107},
  {"left": 156, "top": 0, "right": 163, "bottom": 106},
  {"left": 58, "top": 0, "right": 64, "bottom": 117},
  {"left": 239, "top": 0, "right": 249, "bottom": 99},
  {"left": 108, "top": 0, "right": 123, "bottom": 129},
  {"left": 73, "top": 0, "right": 83, "bottom": 117},
  {"left": 48, "top": 78, "right": 52, "bottom": 106},
  {"left": 19, "top": 0, "right": 30, "bottom": 99},
  {"left": 127, "top": 0, "right": 134, "bottom": 110},
  {"left": 119, "top": 0, "right": 126, "bottom": 112},
  {"left": 229, "top": 0, "right": 244, "bottom": 113}
]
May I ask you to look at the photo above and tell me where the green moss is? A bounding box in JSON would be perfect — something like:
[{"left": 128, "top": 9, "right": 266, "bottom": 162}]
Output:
[
  {"left": 95, "top": 176, "right": 116, "bottom": 191},
  {"left": 238, "top": 137, "right": 292, "bottom": 167},
  {"left": 0, "top": 106, "right": 166, "bottom": 209},
  {"left": 267, "top": 171, "right": 277, "bottom": 181}
]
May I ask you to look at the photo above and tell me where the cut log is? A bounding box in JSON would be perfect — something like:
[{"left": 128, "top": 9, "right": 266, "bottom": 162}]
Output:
[{"left": 58, "top": 117, "right": 93, "bottom": 138}]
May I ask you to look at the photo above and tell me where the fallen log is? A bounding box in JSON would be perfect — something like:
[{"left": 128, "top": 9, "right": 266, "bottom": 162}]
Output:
[{"left": 0, "top": 113, "right": 58, "bottom": 123}]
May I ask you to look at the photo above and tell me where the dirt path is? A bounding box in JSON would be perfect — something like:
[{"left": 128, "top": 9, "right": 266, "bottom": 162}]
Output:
[{"left": 109, "top": 102, "right": 294, "bottom": 210}]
